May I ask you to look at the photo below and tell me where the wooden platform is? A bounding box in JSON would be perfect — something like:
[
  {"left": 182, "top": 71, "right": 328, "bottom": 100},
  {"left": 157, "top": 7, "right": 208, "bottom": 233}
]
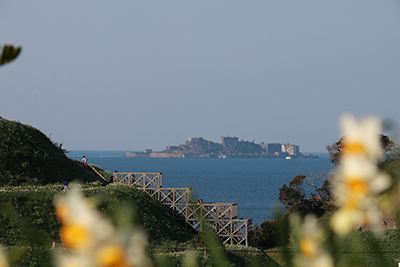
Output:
[{"left": 113, "top": 172, "right": 252, "bottom": 246}]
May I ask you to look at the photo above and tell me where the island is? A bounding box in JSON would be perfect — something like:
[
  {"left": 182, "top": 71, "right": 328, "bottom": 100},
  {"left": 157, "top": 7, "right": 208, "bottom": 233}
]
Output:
[{"left": 124, "top": 136, "right": 319, "bottom": 159}]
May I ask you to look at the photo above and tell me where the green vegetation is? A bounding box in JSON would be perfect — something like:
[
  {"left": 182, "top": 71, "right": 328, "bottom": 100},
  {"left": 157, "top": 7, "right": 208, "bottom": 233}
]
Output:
[
  {"left": 326, "top": 134, "right": 395, "bottom": 166},
  {"left": 0, "top": 184, "right": 191, "bottom": 246},
  {"left": 0, "top": 118, "right": 281, "bottom": 266},
  {"left": 0, "top": 182, "right": 280, "bottom": 266},
  {"left": 265, "top": 229, "right": 400, "bottom": 267},
  {"left": 0, "top": 118, "right": 104, "bottom": 186},
  {"left": 251, "top": 132, "right": 400, "bottom": 266},
  {"left": 251, "top": 172, "right": 333, "bottom": 248},
  {"left": 251, "top": 135, "right": 400, "bottom": 255},
  {"left": 0, "top": 44, "right": 21, "bottom": 67}
]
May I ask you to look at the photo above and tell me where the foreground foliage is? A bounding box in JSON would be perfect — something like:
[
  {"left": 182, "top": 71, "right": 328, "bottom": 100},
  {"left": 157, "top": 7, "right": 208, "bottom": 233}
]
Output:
[
  {"left": 0, "top": 183, "right": 280, "bottom": 267},
  {"left": 0, "top": 183, "right": 191, "bottom": 247},
  {"left": 0, "top": 44, "right": 21, "bottom": 67}
]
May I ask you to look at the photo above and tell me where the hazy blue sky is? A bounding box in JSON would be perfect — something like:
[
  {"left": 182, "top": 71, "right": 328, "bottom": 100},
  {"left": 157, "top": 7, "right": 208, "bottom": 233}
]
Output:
[{"left": 1, "top": 1, "right": 399, "bottom": 152}]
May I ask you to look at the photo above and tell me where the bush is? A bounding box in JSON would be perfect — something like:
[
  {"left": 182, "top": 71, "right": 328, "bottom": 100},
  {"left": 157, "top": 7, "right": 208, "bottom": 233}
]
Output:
[{"left": 251, "top": 220, "right": 277, "bottom": 248}]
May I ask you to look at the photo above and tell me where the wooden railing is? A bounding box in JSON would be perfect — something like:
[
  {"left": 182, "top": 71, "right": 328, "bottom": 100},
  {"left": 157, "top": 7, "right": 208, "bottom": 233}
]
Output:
[
  {"left": 113, "top": 172, "right": 162, "bottom": 188},
  {"left": 113, "top": 172, "right": 252, "bottom": 246}
]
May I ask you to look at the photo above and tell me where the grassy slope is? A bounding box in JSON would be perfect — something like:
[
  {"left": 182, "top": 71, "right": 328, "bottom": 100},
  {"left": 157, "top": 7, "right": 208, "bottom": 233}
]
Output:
[
  {"left": 0, "top": 118, "right": 103, "bottom": 186},
  {"left": 0, "top": 118, "right": 190, "bottom": 245},
  {"left": 0, "top": 183, "right": 191, "bottom": 245}
]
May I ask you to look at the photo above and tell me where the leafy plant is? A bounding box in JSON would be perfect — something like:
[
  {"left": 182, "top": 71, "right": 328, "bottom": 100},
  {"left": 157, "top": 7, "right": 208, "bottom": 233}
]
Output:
[{"left": 0, "top": 44, "right": 21, "bottom": 66}]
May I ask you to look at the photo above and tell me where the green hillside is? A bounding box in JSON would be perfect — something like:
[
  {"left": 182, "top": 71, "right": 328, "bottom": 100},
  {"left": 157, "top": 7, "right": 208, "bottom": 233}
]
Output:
[
  {"left": 0, "top": 118, "right": 192, "bottom": 242},
  {"left": 0, "top": 118, "right": 101, "bottom": 186},
  {"left": 0, "top": 118, "right": 281, "bottom": 267}
]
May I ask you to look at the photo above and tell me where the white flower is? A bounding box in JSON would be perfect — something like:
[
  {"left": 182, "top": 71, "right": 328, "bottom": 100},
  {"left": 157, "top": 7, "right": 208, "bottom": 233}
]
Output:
[
  {"left": 55, "top": 187, "right": 115, "bottom": 252},
  {"left": 293, "top": 214, "right": 334, "bottom": 267},
  {"left": 331, "top": 114, "right": 391, "bottom": 235},
  {"left": 54, "top": 184, "right": 153, "bottom": 267},
  {"left": 340, "top": 114, "right": 382, "bottom": 160}
]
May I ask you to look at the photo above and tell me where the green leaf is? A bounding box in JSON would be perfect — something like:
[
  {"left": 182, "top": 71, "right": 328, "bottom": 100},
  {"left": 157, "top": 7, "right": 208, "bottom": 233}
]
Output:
[{"left": 0, "top": 45, "right": 22, "bottom": 66}]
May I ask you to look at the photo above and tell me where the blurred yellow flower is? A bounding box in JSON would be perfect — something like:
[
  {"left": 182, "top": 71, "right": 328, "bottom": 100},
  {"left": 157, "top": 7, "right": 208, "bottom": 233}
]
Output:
[
  {"left": 342, "top": 141, "right": 366, "bottom": 155},
  {"left": 0, "top": 248, "right": 9, "bottom": 267},
  {"left": 97, "top": 244, "right": 131, "bottom": 267},
  {"left": 55, "top": 201, "right": 69, "bottom": 223},
  {"left": 60, "top": 222, "right": 92, "bottom": 250},
  {"left": 54, "top": 184, "right": 153, "bottom": 267},
  {"left": 344, "top": 177, "right": 368, "bottom": 196},
  {"left": 340, "top": 114, "right": 382, "bottom": 160},
  {"left": 293, "top": 214, "right": 334, "bottom": 267},
  {"left": 331, "top": 114, "right": 391, "bottom": 235},
  {"left": 300, "top": 237, "right": 317, "bottom": 259}
]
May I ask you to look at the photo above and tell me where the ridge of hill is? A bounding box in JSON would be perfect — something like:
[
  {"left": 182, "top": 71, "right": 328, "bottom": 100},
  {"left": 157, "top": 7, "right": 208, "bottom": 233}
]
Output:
[{"left": 0, "top": 118, "right": 104, "bottom": 186}]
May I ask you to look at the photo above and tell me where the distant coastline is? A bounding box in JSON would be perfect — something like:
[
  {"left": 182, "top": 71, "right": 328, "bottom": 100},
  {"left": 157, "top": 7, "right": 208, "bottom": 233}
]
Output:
[{"left": 124, "top": 136, "right": 319, "bottom": 159}]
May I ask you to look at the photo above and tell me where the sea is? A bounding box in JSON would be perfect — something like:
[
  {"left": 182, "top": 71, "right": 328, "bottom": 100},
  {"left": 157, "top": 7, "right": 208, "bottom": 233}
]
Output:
[{"left": 67, "top": 151, "right": 335, "bottom": 226}]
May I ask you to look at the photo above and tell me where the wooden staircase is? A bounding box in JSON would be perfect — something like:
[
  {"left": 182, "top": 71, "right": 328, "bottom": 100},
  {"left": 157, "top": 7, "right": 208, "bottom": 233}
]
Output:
[
  {"left": 112, "top": 172, "right": 252, "bottom": 246},
  {"left": 83, "top": 164, "right": 108, "bottom": 182}
]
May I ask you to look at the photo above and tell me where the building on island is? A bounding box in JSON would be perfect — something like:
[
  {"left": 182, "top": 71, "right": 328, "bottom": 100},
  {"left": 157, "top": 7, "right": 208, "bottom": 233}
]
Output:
[
  {"left": 124, "top": 136, "right": 317, "bottom": 159},
  {"left": 267, "top": 143, "right": 282, "bottom": 154},
  {"left": 220, "top": 136, "right": 239, "bottom": 144},
  {"left": 282, "top": 143, "right": 300, "bottom": 156}
]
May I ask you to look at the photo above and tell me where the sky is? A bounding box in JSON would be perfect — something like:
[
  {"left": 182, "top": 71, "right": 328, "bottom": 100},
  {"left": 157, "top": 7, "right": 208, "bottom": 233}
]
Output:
[{"left": 1, "top": 1, "right": 399, "bottom": 153}]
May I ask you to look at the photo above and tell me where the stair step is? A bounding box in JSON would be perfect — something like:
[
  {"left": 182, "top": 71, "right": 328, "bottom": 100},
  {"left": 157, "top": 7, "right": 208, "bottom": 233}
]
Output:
[
  {"left": 112, "top": 171, "right": 251, "bottom": 246},
  {"left": 82, "top": 165, "right": 107, "bottom": 182}
]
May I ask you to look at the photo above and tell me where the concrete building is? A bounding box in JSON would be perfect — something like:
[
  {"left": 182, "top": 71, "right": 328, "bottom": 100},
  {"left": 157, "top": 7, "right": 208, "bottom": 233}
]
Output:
[
  {"left": 220, "top": 136, "right": 239, "bottom": 145},
  {"left": 282, "top": 143, "right": 300, "bottom": 156},
  {"left": 268, "top": 143, "right": 282, "bottom": 154}
]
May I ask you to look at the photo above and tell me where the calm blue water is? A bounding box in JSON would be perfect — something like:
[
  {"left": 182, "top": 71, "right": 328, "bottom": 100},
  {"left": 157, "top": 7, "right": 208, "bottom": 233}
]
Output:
[{"left": 68, "top": 151, "right": 335, "bottom": 226}]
